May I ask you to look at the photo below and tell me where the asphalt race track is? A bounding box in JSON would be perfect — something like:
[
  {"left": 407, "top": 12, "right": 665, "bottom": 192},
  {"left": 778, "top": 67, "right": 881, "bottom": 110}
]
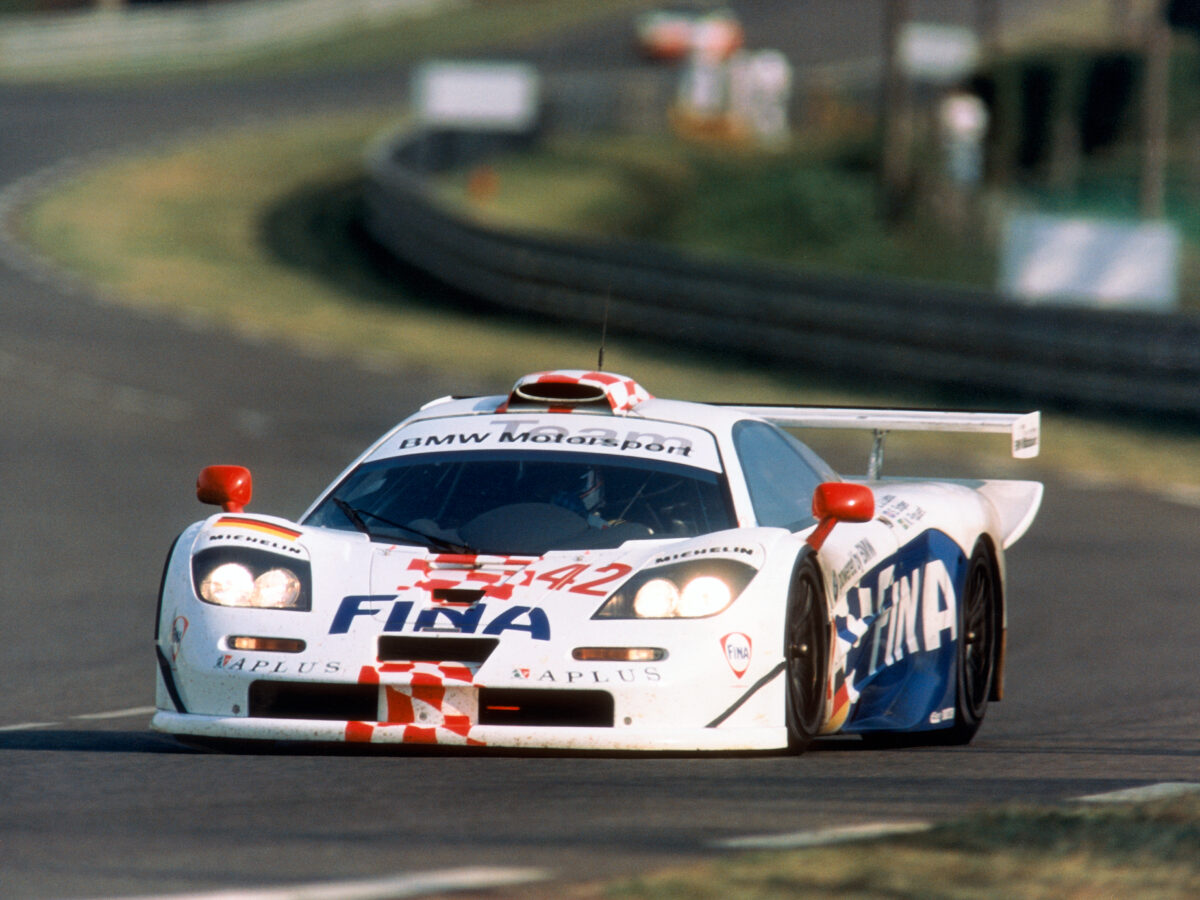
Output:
[{"left": 0, "top": 3, "right": 1197, "bottom": 898}]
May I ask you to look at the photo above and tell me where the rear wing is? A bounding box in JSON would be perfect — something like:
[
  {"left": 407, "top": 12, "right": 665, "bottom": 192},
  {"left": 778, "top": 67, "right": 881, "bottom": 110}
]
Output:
[{"left": 729, "top": 406, "right": 1040, "bottom": 479}]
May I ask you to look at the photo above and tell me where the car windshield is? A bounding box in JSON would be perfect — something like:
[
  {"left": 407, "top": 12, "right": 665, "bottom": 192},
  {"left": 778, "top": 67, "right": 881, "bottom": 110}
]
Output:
[{"left": 304, "top": 450, "right": 735, "bottom": 556}]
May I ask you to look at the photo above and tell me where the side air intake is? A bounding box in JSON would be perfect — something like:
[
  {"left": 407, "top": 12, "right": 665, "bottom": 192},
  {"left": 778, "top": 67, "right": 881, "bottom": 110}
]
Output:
[
  {"left": 478, "top": 688, "right": 614, "bottom": 727},
  {"left": 377, "top": 636, "right": 498, "bottom": 664}
]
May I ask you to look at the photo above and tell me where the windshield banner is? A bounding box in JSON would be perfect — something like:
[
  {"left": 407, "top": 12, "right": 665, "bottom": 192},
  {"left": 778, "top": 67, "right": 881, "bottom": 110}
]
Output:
[{"left": 368, "top": 416, "right": 723, "bottom": 472}]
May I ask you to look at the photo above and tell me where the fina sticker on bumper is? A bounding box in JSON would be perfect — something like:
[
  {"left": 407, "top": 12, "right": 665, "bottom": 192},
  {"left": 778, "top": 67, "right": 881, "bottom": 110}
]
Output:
[{"left": 722, "top": 632, "right": 752, "bottom": 677}]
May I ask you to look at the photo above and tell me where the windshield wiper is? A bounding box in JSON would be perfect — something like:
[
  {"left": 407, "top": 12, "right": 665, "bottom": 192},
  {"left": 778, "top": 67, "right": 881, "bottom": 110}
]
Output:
[
  {"left": 330, "top": 498, "right": 475, "bottom": 554},
  {"left": 331, "top": 497, "right": 370, "bottom": 535}
]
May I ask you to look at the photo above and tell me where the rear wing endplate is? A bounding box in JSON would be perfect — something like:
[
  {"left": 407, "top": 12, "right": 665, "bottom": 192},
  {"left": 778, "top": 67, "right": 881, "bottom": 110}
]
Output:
[{"left": 730, "top": 406, "right": 1040, "bottom": 479}]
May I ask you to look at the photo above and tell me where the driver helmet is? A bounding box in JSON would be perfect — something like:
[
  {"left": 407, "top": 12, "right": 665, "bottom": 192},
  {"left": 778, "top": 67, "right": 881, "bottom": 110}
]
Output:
[
  {"left": 552, "top": 468, "right": 605, "bottom": 519},
  {"left": 578, "top": 468, "right": 604, "bottom": 512}
]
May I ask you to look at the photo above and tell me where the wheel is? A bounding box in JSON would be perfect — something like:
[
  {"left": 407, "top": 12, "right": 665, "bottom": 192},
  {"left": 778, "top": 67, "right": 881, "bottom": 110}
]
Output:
[
  {"left": 785, "top": 554, "right": 829, "bottom": 753},
  {"left": 941, "top": 540, "right": 1001, "bottom": 744}
]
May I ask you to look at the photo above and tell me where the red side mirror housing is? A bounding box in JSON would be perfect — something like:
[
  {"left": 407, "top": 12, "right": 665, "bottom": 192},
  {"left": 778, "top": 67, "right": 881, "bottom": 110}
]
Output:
[
  {"left": 197, "top": 465, "right": 253, "bottom": 513},
  {"left": 807, "top": 482, "right": 874, "bottom": 551}
]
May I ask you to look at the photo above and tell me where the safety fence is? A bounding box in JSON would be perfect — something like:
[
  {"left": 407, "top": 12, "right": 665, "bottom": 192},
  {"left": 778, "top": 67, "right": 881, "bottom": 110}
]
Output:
[{"left": 364, "top": 123, "right": 1200, "bottom": 421}]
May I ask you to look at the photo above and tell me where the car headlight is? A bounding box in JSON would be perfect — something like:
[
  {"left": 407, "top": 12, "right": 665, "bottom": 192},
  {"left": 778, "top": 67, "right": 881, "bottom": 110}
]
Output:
[
  {"left": 594, "top": 559, "right": 757, "bottom": 619},
  {"left": 192, "top": 548, "right": 311, "bottom": 611}
]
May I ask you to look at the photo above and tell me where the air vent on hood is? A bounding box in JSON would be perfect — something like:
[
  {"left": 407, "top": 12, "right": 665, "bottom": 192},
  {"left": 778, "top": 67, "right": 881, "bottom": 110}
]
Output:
[{"left": 432, "top": 588, "right": 485, "bottom": 605}]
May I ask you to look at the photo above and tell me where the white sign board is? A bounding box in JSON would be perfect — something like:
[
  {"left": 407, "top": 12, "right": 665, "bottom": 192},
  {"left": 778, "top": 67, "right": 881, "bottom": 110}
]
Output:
[
  {"left": 901, "top": 23, "right": 980, "bottom": 84},
  {"left": 413, "top": 61, "right": 540, "bottom": 132},
  {"left": 1000, "top": 213, "right": 1180, "bottom": 311}
]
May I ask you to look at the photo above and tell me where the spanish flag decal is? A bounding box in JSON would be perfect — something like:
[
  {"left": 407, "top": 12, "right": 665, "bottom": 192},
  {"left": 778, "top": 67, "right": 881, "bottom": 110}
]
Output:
[{"left": 215, "top": 516, "right": 302, "bottom": 541}]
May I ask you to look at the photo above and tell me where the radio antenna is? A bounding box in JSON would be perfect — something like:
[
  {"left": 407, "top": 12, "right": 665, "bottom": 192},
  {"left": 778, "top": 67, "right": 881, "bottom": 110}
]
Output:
[{"left": 597, "top": 294, "right": 610, "bottom": 371}]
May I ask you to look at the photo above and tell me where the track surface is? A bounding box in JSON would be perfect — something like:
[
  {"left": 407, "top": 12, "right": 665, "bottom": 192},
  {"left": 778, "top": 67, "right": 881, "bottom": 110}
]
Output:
[{"left": 0, "top": 3, "right": 1197, "bottom": 898}]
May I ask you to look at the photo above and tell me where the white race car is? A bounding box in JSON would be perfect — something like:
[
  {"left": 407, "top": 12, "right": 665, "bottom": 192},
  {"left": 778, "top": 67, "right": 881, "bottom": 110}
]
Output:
[{"left": 153, "top": 370, "right": 1042, "bottom": 752}]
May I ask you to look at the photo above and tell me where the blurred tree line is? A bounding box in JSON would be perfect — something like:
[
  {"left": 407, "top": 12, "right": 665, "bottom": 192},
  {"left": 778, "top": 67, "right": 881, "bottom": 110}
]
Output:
[{"left": 882, "top": 0, "right": 1200, "bottom": 222}]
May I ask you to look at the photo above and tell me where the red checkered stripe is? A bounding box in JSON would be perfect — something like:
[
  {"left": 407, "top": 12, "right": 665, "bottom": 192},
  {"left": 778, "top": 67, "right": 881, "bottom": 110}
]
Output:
[
  {"left": 407, "top": 555, "right": 533, "bottom": 601},
  {"left": 577, "top": 370, "right": 652, "bottom": 412},
  {"left": 342, "top": 553, "right": 541, "bottom": 745},
  {"left": 345, "top": 662, "right": 486, "bottom": 746}
]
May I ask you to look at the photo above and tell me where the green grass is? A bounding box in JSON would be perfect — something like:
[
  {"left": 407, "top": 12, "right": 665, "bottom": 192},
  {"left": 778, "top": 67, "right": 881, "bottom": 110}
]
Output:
[
  {"left": 444, "top": 129, "right": 1200, "bottom": 311},
  {"left": 440, "top": 131, "right": 998, "bottom": 285},
  {"left": 18, "top": 110, "right": 1200, "bottom": 491},
  {"left": 19, "top": 112, "right": 894, "bottom": 406},
  {"left": 506, "top": 792, "right": 1200, "bottom": 900}
]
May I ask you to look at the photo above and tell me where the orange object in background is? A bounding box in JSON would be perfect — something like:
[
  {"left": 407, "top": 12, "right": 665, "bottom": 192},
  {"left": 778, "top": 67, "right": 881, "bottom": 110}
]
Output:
[
  {"left": 467, "top": 165, "right": 500, "bottom": 203},
  {"left": 634, "top": 4, "right": 743, "bottom": 62}
]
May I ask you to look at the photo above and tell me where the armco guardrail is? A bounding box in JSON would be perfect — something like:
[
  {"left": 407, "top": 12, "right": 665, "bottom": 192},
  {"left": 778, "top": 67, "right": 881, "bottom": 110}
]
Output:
[{"left": 364, "top": 127, "right": 1200, "bottom": 420}]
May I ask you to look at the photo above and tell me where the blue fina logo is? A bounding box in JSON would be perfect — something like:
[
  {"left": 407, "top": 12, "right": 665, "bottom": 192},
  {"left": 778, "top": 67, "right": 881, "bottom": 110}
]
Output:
[
  {"left": 840, "top": 531, "right": 968, "bottom": 731},
  {"left": 329, "top": 595, "right": 551, "bottom": 641}
]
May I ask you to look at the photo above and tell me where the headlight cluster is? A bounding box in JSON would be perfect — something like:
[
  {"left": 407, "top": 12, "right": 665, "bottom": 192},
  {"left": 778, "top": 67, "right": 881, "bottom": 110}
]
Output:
[
  {"left": 192, "top": 548, "right": 311, "bottom": 611},
  {"left": 594, "top": 558, "right": 757, "bottom": 619}
]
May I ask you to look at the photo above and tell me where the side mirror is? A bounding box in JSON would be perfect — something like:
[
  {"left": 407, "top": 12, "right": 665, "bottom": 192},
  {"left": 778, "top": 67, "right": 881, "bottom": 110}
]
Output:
[
  {"left": 197, "top": 465, "right": 253, "bottom": 513},
  {"left": 806, "top": 482, "right": 874, "bottom": 551}
]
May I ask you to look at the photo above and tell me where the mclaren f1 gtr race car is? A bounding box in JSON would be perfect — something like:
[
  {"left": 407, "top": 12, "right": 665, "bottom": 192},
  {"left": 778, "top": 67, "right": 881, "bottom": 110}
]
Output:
[{"left": 153, "top": 370, "right": 1043, "bottom": 752}]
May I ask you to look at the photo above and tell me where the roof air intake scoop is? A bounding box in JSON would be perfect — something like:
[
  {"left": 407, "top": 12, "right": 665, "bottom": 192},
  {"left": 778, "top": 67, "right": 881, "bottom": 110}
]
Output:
[
  {"left": 500, "top": 370, "right": 652, "bottom": 414},
  {"left": 515, "top": 381, "right": 608, "bottom": 404}
]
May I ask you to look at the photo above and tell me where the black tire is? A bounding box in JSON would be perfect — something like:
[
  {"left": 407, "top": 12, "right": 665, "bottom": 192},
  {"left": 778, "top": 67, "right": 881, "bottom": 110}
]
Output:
[
  {"left": 940, "top": 540, "right": 1001, "bottom": 744},
  {"left": 785, "top": 554, "right": 829, "bottom": 753}
]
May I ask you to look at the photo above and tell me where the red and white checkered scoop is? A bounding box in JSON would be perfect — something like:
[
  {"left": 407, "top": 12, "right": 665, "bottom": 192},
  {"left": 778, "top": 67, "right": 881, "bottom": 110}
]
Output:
[{"left": 500, "top": 370, "right": 652, "bottom": 415}]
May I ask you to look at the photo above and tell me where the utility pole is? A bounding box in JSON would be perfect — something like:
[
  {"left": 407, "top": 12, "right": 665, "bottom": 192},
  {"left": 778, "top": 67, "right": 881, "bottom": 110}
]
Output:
[
  {"left": 1141, "top": 0, "right": 1170, "bottom": 218},
  {"left": 1112, "top": 0, "right": 1141, "bottom": 39},
  {"left": 879, "top": 0, "right": 913, "bottom": 223},
  {"left": 976, "top": 0, "right": 1001, "bottom": 53}
]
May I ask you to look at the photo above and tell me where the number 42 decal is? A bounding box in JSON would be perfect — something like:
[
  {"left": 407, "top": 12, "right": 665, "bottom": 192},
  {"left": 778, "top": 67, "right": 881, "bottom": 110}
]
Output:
[{"left": 524, "top": 563, "right": 633, "bottom": 596}]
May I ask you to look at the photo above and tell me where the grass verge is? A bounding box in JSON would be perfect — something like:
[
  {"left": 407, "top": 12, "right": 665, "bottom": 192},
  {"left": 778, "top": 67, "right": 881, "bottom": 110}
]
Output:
[
  {"left": 438, "top": 130, "right": 998, "bottom": 285},
  {"left": 17, "top": 111, "right": 1200, "bottom": 489},
  {"left": 18, "top": 111, "right": 883, "bottom": 403},
  {"left": 508, "top": 791, "right": 1200, "bottom": 899}
]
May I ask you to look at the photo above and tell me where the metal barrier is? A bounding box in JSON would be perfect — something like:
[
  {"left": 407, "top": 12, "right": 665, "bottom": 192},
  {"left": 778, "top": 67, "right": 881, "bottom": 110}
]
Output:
[{"left": 364, "top": 126, "right": 1200, "bottom": 420}]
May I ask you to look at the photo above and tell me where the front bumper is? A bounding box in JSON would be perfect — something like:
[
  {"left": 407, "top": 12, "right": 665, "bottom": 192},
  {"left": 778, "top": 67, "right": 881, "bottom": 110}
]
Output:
[
  {"left": 158, "top": 525, "right": 794, "bottom": 752},
  {"left": 151, "top": 710, "right": 787, "bottom": 751},
  {"left": 153, "top": 646, "right": 791, "bottom": 752}
]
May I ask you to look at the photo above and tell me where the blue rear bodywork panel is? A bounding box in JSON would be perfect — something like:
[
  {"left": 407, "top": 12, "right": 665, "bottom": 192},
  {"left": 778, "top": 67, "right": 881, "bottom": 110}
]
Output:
[{"left": 841, "top": 531, "right": 968, "bottom": 733}]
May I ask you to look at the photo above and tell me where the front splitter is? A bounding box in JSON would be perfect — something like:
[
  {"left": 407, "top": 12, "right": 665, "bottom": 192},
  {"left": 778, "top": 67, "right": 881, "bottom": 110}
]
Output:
[{"left": 151, "top": 710, "right": 788, "bottom": 752}]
